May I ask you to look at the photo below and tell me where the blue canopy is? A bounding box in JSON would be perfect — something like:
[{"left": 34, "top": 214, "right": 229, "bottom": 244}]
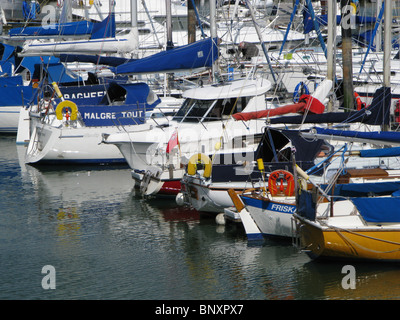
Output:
[
  {"left": 352, "top": 197, "right": 400, "bottom": 223},
  {"left": 9, "top": 20, "right": 93, "bottom": 37},
  {"left": 321, "top": 181, "right": 400, "bottom": 197},
  {"left": 112, "top": 37, "right": 218, "bottom": 74},
  {"left": 314, "top": 127, "right": 400, "bottom": 144}
]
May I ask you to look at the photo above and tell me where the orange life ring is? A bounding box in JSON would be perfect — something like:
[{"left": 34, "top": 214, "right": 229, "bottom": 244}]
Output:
[
  {"left": 354, "top": 92, "right": 363, "bottom": 110},
  {"left": 268, "top": 170, "right": 295, "bottom": 196}
]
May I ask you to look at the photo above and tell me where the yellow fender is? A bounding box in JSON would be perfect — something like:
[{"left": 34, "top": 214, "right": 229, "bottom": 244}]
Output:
[
  {"left": 55, "top": 100, "right": 78, "bottom": 120},
  {"left": 187, "top": 153, "right": 212, "bottom": 178}
]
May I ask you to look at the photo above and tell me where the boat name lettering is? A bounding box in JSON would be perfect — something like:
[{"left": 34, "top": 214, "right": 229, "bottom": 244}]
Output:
[
  {"left": 270, "top": 204, "right": 295, "bottom": 213},
  {"left": 63, "top": 91, "right": 106, "bottom": 100},
  {"left": 83, "top": 111, "right": 143, "bottom": 120}
]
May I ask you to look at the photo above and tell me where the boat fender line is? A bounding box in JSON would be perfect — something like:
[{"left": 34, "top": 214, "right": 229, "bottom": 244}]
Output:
[
  {"left": 268, "top": 169, "right": 295, "bottom": 196},
  {"left": 187, "top": 153, "right": 212, "bottom": 178},
  {"left": 56, "top": 100, "right": 78, "bottom": 121}
]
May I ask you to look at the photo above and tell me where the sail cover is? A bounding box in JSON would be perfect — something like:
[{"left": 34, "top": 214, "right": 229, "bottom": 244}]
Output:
[
  {"left": 312, "top": 127, "right": 400, "bottom": 144},
  {"left": 268, "top": 86, "right": 391, "bottom": 126},
  {"left": 232, "top": 94, "right": 325, "bottom": 120},
  {"left": 9, "top": 13, "right": 115, "bottom": 39},
  {"left": 111, "top": 37, "right": 219, "bottom": 74}
]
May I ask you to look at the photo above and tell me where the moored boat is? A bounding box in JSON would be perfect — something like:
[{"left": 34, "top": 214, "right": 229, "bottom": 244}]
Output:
[
  {"left": 294, "top": 166, "right": 400, "bottom": 262},
  {"left": 24, "top": 81, "right": 161, "bottom": 165}
]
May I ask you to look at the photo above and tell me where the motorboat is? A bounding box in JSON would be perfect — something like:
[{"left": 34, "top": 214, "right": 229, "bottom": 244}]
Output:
[{"left": 102, "top": 76, "right": 273, "bottom": 196}]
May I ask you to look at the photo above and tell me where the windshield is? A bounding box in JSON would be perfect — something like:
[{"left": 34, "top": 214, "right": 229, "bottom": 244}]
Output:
[
  {"left": 172, "top": 98, "right": 215, "bottom": 122},
  {"left": 172, "top": 97, "right": 249, "bottom": 123}
]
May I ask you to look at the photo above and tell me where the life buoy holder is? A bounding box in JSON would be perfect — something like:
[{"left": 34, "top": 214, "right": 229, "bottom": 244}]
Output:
[
  {"left": 293, "top": 81, "right": 309, "bottom": 103},
  {"left": 55, "top": 100, "right": 78, "bottom": 121},
  {"left": 187, "top": 153, "right": 212, "bottom": 178},
  {"left": 268, "top": 169, "right": 295, "bottom": 196},
  {"left": 354, "top": 92, "right": 363, "bottom": 110}
]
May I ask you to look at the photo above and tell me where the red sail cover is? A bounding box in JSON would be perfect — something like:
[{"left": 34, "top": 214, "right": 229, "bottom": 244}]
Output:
[{"left": 232, "top": 94, "right": 325, "bottom": 121}]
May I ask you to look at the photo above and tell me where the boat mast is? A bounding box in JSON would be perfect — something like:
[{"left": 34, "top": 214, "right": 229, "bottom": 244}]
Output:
[
  {"left": 383, "top": 0, "right": 391, "bottom": 131},
  {"left": 210, "top": 0, "right": 218, "bottom": 83},
  {"left": 188, "top": 0, "right": 196, "bottom": 43},
  {"left": 340, "top": 0, "right": 355, "bottom": 111},
  {"left": 166, "top": 0, "right": 174, "bottom": 49},
  {"left": 131, "top": 0, "right": 139, "bottom": 58},
  {"left": 326, "top": 0, "right": 337, "bottom": 112}
]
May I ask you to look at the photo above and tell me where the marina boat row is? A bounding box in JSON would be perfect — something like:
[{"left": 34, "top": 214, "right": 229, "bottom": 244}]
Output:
[{"left": 2, "top": 0, "right": 400, "bottom": 265}]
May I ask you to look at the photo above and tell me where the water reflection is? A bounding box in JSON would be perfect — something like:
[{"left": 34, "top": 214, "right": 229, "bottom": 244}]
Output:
[
  {"left": 0, "top": 136, "right": 398, "bottom": 300},
  {"left": 302, "top": 260, "right": 400, "bottom": 300}
]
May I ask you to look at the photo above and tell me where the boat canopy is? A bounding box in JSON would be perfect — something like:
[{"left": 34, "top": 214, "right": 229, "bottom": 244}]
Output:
[
  {"left": 111, "top": 37, "right": 219, "bottom": 75},
  {"left": 352, "top": 197, "right": 400, "bottom": 223},
  {"left": 321, "top": 181, "right": 400, "bottom": 198}
]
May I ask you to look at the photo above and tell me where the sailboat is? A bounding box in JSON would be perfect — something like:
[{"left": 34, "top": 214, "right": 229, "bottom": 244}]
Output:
[
  {"left": 293, "top": 151, "right": 400, "bottom": 262},
  {"left": 18, "top": 11, "right": 138, "bottom": 56},
  {"left": 24, "top": 81, "right": 161, "bottom": 165}
]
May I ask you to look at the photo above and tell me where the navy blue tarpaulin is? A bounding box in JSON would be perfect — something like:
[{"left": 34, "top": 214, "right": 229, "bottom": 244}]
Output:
[
  {"left": 112, "top": 37, "right": 218, "bottom": 74},
  {"left": 352, "top": 197, "right": 400, "bottom": 223}
]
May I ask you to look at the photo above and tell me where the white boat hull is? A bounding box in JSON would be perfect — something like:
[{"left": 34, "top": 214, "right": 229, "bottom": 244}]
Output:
[
  {"left": 241, "top": 195, "right": 296, "bottom": 238},
  {"left": 25, "top": 124, "right": 126, "bottom": 164},
  {"left": 0, "top": 106, "right": 21, "bottom": 133}
]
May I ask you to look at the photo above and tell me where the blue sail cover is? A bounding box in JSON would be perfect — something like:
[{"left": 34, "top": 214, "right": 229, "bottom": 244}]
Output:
[
  {"left": 314, "top": 127, "right": 400, "bottom": 144},
  {"left": 9, "top": 20, "right": 93, "bottom": 37},
  {"left": 352, "top": 197, "right": 400, "bottom": 223},
  {"left": 321, "top": 181, "right": 400, "bottom": 197},
  {"left": 59, "top": 54, "right": 131, "bottom": 67},
  {"left": 112, "top": 37, "right": 218, "bottom": 74},
  {"left": 9, "top": 13, "right": 115, "bottom": 39},
  {"left": 359, "top": 147, "right": 400, "bottom": 157}
]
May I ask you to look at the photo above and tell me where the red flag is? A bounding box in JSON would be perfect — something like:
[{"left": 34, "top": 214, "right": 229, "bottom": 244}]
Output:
[{"left": 166, "top": 129, "right": 179, "bottom": 154}]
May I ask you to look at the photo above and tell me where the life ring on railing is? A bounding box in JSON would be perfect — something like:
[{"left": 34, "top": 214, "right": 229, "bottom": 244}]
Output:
[
  {"left": 55, "top": 100, "right": 78, "bottom": 120},
  {"left": 187, "top": 153, "right": 212, "bottom": 178},
  {"left": 354, "top": 92, "right": 363, "bottom": 110},
  {"left": 268, "top": 169, "right": 295, "bottom": 196}
]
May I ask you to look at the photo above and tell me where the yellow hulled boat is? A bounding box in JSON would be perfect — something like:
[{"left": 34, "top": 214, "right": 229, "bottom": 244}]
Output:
[{"left": 294, "top": 168, "right": 400, "bottom": 262}]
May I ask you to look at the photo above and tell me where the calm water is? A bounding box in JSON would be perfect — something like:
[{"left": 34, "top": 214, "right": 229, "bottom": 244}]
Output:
[{"left": 1, "top": 135, "right": 399, "bottom": 301}]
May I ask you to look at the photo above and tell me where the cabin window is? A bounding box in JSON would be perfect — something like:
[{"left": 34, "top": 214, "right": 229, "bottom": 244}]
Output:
[
  {"left": 172, "top": 98, "right": 215, "bottom": 122},
  {"left": 202, "top": 97, "right": 248, "bottom": 121}
]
